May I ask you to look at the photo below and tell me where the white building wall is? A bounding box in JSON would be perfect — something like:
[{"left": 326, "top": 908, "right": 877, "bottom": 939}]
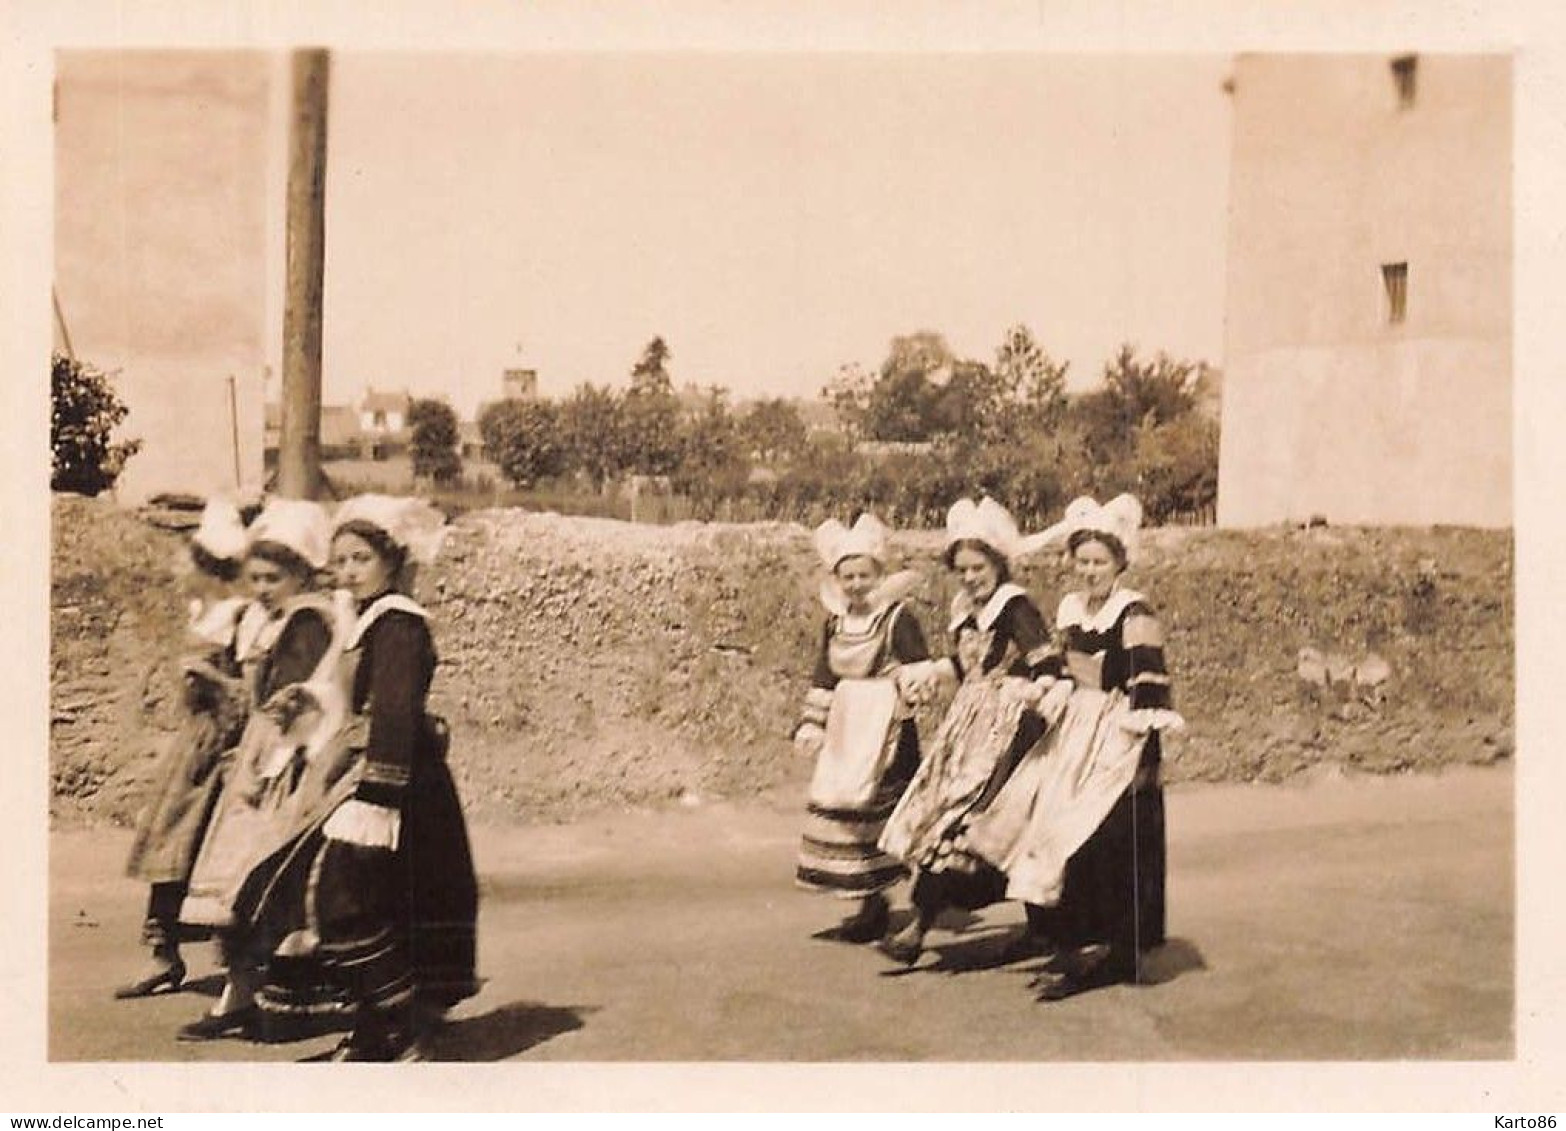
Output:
[{"left": 1218, "top": 54, "right": 1511, "bottom": 527}]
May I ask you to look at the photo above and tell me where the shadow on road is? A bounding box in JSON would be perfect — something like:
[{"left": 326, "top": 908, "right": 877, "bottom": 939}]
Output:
[
  {"left": 877, "top": 933, "right": 1209, "bottom": 986},
  {"left": 179, "top": 973, "right": 225, "bottom": 999},
  {"left": 1137, "top": 937, "right": 1207, "bottom": 985},
  {"left": 429, "top": 1000, "right": 593, "bottom": 1062}
]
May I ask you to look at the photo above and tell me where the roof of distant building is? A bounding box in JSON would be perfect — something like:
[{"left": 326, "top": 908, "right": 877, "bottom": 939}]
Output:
[{"left": 360, "top": 388, "right": 411, "bottom": 413}]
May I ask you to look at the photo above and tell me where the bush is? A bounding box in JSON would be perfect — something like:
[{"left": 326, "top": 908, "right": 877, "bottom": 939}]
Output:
[
  {"left": 408, "top": 397, "right": 463, "bottom": 485},
  {"left": 1133, "top": 412, "right": 1221, "bottom": 524},
  {"left": 479, "top": 398, "right": 566, "bottom": 488},
  {"left": 50, "top": 352, "right": 140, "bottom": 496}
]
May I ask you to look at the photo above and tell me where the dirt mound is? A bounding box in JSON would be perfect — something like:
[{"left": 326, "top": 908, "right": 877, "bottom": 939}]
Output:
[
  {"left": 50, "top": 496, "right": 1513, "bottom": 827},
  {"left": 51, "top": 495, "right": 193, "bottom": 823}
]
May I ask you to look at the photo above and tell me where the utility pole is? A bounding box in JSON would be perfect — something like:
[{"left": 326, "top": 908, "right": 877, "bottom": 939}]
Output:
[
  {"left": 277, "top": 48, "right": 329, "bottom": 499},
  {"left": 227, "top": 374, "right": 242, "bottom": 488}
]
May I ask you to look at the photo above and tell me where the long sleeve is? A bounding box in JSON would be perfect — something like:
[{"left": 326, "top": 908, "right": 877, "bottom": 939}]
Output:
[
  {"left": 1001, "top": 595, "right": 1052, "bottom": 679},
  {"left": 798, "top": 618, "right": 837, "bottom": 736},
  {"left": 354, "top": 612, "right": 432, "bottom": 809},
  {"left": 1122, "top": 602, "right": 1184, "bottom": 732},
  {"left": 260, "top": 608, "right": 331, "bottom": 698},
  {"left": 886, "top": 604, "right": 930, "bottom": 666},
  {"left": 1031, "top": 625, "right": 1067, "bottom": 683}
]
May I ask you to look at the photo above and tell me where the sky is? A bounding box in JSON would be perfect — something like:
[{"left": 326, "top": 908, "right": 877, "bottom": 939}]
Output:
[{"left": 309, "top": 52, "right": 1234, "bottom": 419}]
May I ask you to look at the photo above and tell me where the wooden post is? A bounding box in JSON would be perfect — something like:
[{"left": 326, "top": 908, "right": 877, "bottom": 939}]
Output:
[
  {"left": 277, "top": 49, "right": 329, "bottom": 500},
  {"left": 227, "top": 374, "right": 242, "bottom": 488},
  {"left": 51, "top": 286, "right": 76, "bottom": 361}
]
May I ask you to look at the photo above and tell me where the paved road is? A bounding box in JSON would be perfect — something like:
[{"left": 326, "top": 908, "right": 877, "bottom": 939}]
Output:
[{"left": 50, "top": 765, "right": 1512, "bottom": 1062}]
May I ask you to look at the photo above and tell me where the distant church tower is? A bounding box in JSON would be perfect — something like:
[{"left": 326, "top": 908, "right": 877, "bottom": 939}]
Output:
[{"left": 502, "top": 368, "right": 538, "bottom": 400}]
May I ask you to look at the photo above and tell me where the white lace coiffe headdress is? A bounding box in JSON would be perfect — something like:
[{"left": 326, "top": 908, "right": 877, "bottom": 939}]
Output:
[
  {"left": 332, "top": 494, "right": 448, "bottom": 565},
  {"left": 191, "top": 497, "right": 249, "bottom": 564},
  {"left": 813, "top": 513, "right": 890, "bottom": 571},
  {"left": 1021, "top": 493, "right": 1145, "bottom": 564},
  {"left": 945, "top": 496, "right": 1028, "bottom": 562},
  {"left": 246, "top": 499, "right": 333, "bottom": 570}
]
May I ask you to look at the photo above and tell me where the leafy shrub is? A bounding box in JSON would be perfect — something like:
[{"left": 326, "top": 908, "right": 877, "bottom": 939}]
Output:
[
  {"left": 51, "top": 352, "right": 140, "bottom": 496},
  {"left": 408, "top": 397, "right": 463, "bottom": 484}
]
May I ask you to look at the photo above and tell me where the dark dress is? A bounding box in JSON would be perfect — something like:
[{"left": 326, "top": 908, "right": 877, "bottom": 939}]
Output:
[
  {"left": 239, "top": 593, "right": 479, "bottom": 1029},
  {"left": 1049, "top": 594, "right": 1172, "bottom": 969},
  {"left": 966, "top": 586, "right": 1177, "bottom": 975}
]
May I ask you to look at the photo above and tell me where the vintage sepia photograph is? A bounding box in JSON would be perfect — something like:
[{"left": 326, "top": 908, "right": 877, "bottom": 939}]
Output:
[{"left": 37, "top": 31, "right": 1521, "bottom": 1088}]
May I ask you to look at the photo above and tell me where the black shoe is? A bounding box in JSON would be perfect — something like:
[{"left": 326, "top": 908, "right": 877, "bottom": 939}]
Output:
[
  {"left": 114, "top": 958, "right": 186, "bottom": 1000},
  {"left": 327, "top": 1038, "right": 386, "bottom": 1062},
  {"left": 308, "top": 1026, "right": 427, "bottom": 1062},
  {"left": 877, "top": 924, "right": 924, "bottom": 966},
  {"left": 302, "top": 1036, "right": 366, "bottom": 1062},
  {"left": 1035, "top": 950, "right": 1133, "bottom": 1002},
  {"left": 176, "top": 1005, "right": 258, "bottom": 1042}
]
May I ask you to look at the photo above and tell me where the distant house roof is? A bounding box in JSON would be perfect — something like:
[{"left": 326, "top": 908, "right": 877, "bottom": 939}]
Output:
[
  {"left": 361, "top": 388, "right": 411, "bottom": 414},
  {"left": 263, "top": 403, "right": 360, "bottom": 448}
]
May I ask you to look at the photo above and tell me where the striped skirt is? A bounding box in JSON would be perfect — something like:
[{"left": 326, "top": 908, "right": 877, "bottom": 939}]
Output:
[{"left": 796, "top": 718, "right": 919, "bottom": 897}]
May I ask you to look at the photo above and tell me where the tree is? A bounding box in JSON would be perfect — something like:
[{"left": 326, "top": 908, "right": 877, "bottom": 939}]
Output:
[
  {"left": 930, "top": 358, "right": 1011, "bottom": 440},
  {"left": 993, "top": 323, "right": 1069, "bottom": 436},
  {"left": 740, "top": 398, "right": 809, "bottom": 464},
  {"left": 822, "top": 362, "right": 873, "bottom": 440},
  {"left": 861, "top": 331, "right": 955, "bottom": 442},
  {"left": 407, "top": 397, "right": 462, "bottom": 485},
  {"left": 630, "top": 336, "right": 673, "bottom": 396},
  {"left": 478, "top": 398, "right": 565, "bottom": 487},
  {"left": 620, "top": 337, "right": 683, "bottom": 476},
  {"left": 50, "top": 351, "right": 141, "bottom": 496},
  {"left": 559, "top": 382, "right": 625, "bottom": 490},
  {"left": 673, "top": 388, "right": 750, "bottom": 513},
  {"left": 1133, "top": 412, "right": 1221, "bottom": 523},
  {"left": 1075, "top": 344, "right": 1201, "bottom": 463}
]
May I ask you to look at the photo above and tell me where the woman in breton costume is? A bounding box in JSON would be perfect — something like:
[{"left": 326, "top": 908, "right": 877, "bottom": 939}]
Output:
[
  {"left": 964, "top": 495, "right": 1181, "bottom": 1001},
  {"left": 876, "top": 497, "right": 1060, "bottom": 966},
  {"left": 175, "top": 499, "right": 351, "bottom": 1041},
  {"left": 792, "top": 514, "right": 929, "bottom": 943},
  {"left": 244, "top": 494, "right": 478, "bottom": 1062},
  {"left": 117, "top": 499, "right": 256, "bottom": 999}
]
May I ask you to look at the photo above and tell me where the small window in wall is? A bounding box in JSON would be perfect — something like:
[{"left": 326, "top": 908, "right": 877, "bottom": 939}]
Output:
[
  {"left": 1390, "top": 54, "right": 1418, "bottom": 109},
  {"left": 1382, "top": 262, "right": 1409, "bottom": 324}
]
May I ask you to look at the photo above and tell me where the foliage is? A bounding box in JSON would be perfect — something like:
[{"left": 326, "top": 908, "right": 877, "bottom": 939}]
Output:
[
  {"left": 630, "top": 336, "right": 673, "bottom": 395},
  {"left": 479, "top": 398, "right": 566, "bottom": 487},
  {"left": 620, "top": 338, "right": 685, "bottom": 476},
  {"left": 861, "top": 331, "right": 954, "bottom": 442},
  {"left": 672, "top": 389, "right": 749, "bottom": 516},
  {"left": 992, "top": 323, "right": 1069, "bottom": 438},
  {"left": 50, "top": 351, "right": 141, "bottom": 496},
  {"left": 739, "top": 398, "right": 808, "bottom": 464},
  {"left": 822, "top": 362, "right": 874, "bottom": 440},
  {"left": 1075, "top": 344, "right": 1200, "bottom": 462},
  {"left": 1131, "top": 411, "right": 1221, "bottom": 524},
  {"left": 393, "top": 330, "right": 1217, "bottom": 528},
  {"left": 559, "top": 382, "right": 625, "bottom": 490},
  {"left": 407, "top": 397, "right": 463, "bottom": 484}
]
